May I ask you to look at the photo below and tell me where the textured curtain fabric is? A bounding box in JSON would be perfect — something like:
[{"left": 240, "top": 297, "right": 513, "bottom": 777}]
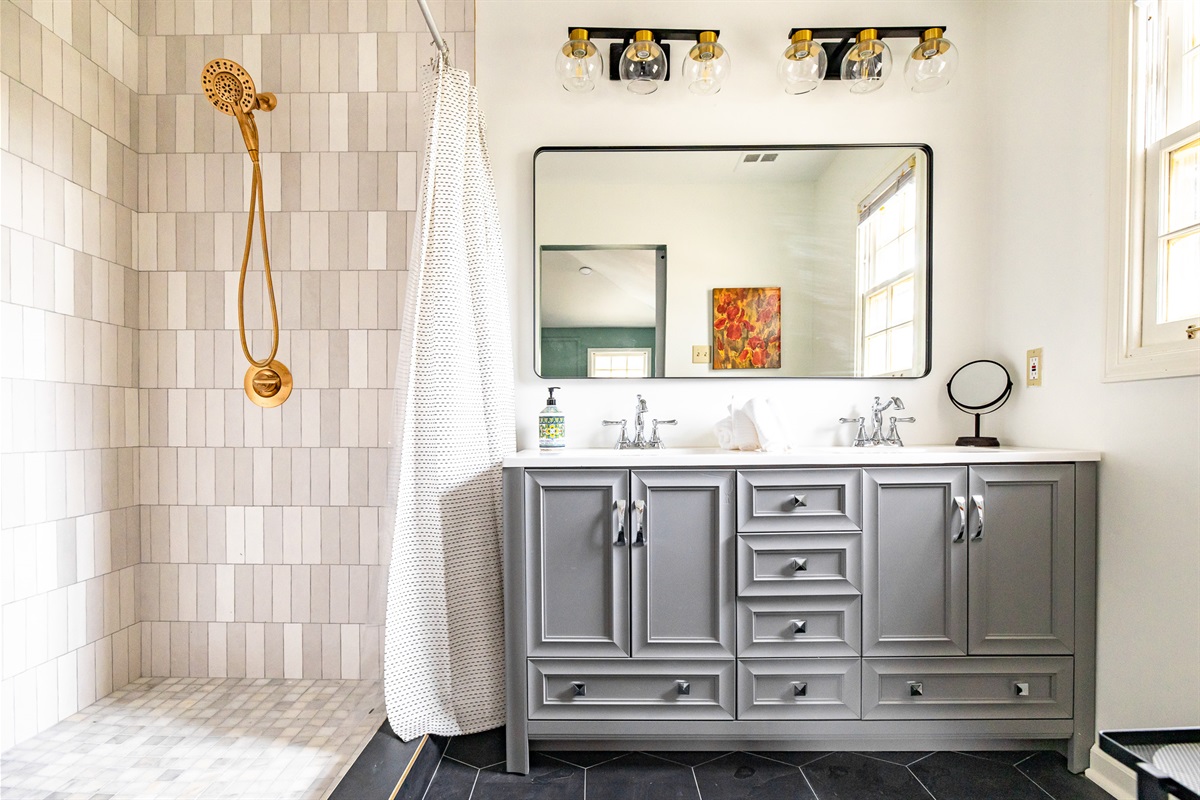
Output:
[{"left": 383, "top": 60, "right": 515, "bottom": 741}]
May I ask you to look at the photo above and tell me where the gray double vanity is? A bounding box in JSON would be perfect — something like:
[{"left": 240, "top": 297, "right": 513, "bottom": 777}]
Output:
[{"left": 502, "top": 447, "right": 1100, "bottom": 774}]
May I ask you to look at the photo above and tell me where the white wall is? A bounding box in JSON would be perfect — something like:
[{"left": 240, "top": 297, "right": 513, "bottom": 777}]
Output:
[
  {"left": 479, "top": 0, "right": 992, "bottom": 449},
  {"left": 478, "top": 0, "right": 1199, "bottom": 791},
  {"left": 979, "top": 0, "right": 1200, "bottom": 789}
]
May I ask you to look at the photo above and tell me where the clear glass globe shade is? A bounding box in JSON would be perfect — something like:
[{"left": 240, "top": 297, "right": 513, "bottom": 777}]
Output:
[
  {"left": 840, "top": 38, "right": 892, "bottom": 93},
  {"left": 619, "top": 39, "right": 667, "bottom": 94},
  {"left": 683, "top": 42, "right": 730, "bottom": 95},
  {"left": 777, "top": 41, "right": 827, "bottom": 95},
  {"left": 554, "top": 38, "right": 603, "bottom": 93},
  {"left": 904, "top": 37, "right": 958, "bottom": 92}
]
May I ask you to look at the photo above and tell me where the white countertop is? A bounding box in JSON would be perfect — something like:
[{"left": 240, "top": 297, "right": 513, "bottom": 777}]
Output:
[{"left": 503, "top": 446, "right": 1102, "bottom": 468}]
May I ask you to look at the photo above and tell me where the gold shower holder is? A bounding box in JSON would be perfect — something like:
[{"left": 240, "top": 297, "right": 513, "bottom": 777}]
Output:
[
  {"left": 245, "top": 360, "right": 292, "bottom": 408},
  {"left": 203, "top": 57, "right": 292, "bottom": 407}
]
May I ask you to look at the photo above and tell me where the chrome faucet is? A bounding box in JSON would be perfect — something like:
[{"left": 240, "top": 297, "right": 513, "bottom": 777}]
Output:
[
  {"left": 840, "top": 396, "right": 914, "bottom": 447},
  {"left": 604, "top": 395, "right": 676, "bottom": 449}
]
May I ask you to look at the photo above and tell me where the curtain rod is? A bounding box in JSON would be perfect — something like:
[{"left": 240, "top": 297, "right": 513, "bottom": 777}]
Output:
[{"left": 415, "top": 0, "right": 452, "bottom": 66}]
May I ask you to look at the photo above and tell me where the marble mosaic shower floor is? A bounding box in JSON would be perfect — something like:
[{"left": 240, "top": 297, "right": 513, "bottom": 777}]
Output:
[{"left": 0, "top": 677, "right": 384, "bottom": 800}]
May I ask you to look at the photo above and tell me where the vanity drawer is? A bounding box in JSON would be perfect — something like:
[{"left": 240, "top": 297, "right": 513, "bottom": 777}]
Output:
[
  {"left": 528, "top": 659, "right": 735, "bottom": 720},
  {"left": 737, "top": 533, "right": 862, "bottom": 596},
  {"left": 737, "top": 658, "right": 861, "bottom": 720},
  {"left": 862, "top": 657, "right": 1074, "bottom": 720},
  {"left": 737, "top": 596, "right": 861, "bottom": 657},
  {"left": 737, "top": 469, "right": 862, "bottom": 532}
]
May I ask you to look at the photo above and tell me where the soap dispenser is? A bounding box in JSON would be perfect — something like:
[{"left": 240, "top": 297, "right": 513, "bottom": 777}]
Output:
[{"left": 539, "top": 387, "right": 566, "bottom": 451}]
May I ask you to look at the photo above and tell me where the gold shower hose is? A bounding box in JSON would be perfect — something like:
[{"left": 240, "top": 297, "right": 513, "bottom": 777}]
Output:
[{"left": 200, "top": 58, "right": 292, "bottom": 407}]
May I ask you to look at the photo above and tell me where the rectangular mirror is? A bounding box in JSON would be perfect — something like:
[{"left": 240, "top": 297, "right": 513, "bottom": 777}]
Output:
[{"left": 534, "top": 145, "right": 932, "bottom": 379}]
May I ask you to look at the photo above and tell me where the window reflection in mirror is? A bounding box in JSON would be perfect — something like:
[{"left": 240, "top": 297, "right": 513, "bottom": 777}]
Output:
[{"left": 534, "top": 146, "right": 931, "bottom": 379}]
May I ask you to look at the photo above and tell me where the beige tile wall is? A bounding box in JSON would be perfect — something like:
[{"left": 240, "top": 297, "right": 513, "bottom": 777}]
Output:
[
  {"left": 1, "top": 0, "right": 473, "bottom": 748},
  {"left": 1, "top": 0, "right": 143, "bottom": 750},
  {"left": 133, "top": 0, "right": 473, "bottom": 685}
]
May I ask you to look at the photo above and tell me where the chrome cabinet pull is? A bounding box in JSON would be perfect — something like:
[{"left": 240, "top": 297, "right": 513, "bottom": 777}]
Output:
[
  {"left": 614, "top": 500, "right": 626, "bottom": 546},
  {"left": 791, "top": 494, "right": 808, "bottom": 508},
  {"left": 632, "top": 500, "right": 646, "bottom": 546},
  {"left": 953, "top": 496, "right": 967, "bottom": 542},
  {"left": 907, "top": 681, "right": 924, "bottom": 697},
  {"left": 1014, "top": 682, "right": 1030, "bottom": 697},
  {"left": 971, "top": 494, "right": 985, "bottom": 540},
  {"left": 790, "top": 619, "right": 807, "bottom": 635},
  {"left": 792, "top": 682, "right": 808, "bottom": 697},
  {"left": 571, "top": 681, "right": 586, "bottom": 697},
  {"left": 676, "top": 680, "right": 690, "bottom": 696},
  {"left": 790, "top": 557, "right": 808, "bottom": 572}
]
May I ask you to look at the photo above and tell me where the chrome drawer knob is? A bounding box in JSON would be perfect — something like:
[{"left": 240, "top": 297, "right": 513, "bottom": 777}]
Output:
[
  {"left": 571, "top": 681, "right": 586, "bottom": 697},
  {"left": 1014, "top": 682, "right": 1030, "bottom": 697},
  {"left": 790, "top": 619, "right": 807, "bottom": 634},
  {"left": 792, "top": 682, "right": 808, "bottom": 697},
  {"left": 791, "top": 558, "right": 808, "bottom": 572},
  {"left": 676, "top": 681, "right": 691, "bottom": 696},
  {"left": 908, "top": 681, "right": 923, "bottom": 697},
  {"left": 791, "top": 494, "right": 808, "bottom": 508}
]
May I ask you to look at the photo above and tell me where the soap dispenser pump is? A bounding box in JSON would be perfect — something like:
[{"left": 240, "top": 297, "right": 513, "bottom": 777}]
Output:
[{"left": 539, "top": 387, "right": 566, "bottom": 451}]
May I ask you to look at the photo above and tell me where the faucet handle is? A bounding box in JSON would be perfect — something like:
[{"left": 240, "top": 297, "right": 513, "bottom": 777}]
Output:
[
  {"left": 839, "top": 416, "right": 869, "bottom": 447},
  {"left": 648, "top": 419, "right": 677, "bottom": 449},
  {"left": 885, "top": 416, "right": 916, "bottom": 446},
  {"left": 602, "top": 419, "right": 630, "bottom": 449}
]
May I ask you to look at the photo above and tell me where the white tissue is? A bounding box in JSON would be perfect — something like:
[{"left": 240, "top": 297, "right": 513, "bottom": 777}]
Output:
[{"left": 714, "top": 398, "right": 789, "bottom": 452}]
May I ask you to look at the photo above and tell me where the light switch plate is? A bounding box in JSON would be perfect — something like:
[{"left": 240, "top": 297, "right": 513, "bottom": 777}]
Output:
[
  {"left": 1026, "top": 348, "right": 1043, "bottom": 387},
  {"left": 692, "top": 345, "right": 711, "bottom": 364}
]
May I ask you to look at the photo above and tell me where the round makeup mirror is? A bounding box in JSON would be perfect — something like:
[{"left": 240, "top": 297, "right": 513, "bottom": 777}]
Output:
[{"left": 946, "top": 359, "right": 1013, "bottom": 446}]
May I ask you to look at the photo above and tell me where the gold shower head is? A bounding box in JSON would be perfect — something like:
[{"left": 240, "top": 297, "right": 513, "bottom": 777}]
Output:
[{"left": 200, "top": 58, "right": 276, "bottom": 116}]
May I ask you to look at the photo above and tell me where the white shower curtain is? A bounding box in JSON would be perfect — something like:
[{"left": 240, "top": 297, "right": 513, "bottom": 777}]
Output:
[{"left": 383, "top": 59, "right": 515, "bottom": 741}]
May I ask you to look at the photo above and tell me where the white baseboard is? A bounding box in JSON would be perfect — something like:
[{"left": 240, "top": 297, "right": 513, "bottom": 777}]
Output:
[{"left": 1085, "top": 744, "right": 1136, "bottom": 800}]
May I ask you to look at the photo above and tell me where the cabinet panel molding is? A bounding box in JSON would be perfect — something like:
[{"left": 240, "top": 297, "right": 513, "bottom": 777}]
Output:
[{"left": 737, "top": 469, "right": 863, "bottom": 532}]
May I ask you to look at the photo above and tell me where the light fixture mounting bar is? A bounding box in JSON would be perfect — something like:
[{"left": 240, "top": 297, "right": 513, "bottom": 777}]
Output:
[
  {"left": 788, "top": 26, "right": 946, "bottom": 81},
  {"left": 568, "top": 27, "right": 720, "bottom": 42},
  {"left": 787, "top": 26, "right": 943, "bottom": 40}
]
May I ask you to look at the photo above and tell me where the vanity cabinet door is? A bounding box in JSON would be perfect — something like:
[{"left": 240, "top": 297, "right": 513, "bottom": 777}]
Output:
[
  {"left": 968, "top": 465, "right": 1075, "bottom": 655},
  {"left": 630, "top": 470, "right": 736, "bottom": 658},
  {"left": 863, "top": 467, "right": 969, "bottom": 657},
  {"left": 525, "top": 470, "right": 630, "bottom": 657}
]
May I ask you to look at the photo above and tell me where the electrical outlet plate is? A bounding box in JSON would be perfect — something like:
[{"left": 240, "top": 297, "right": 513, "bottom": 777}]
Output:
[
  {"left": 1026, "top": 347, "right": 1043, "bottom": 387},
  {"left": 692, "top": 345, "right": 711, "bottom": 364}
]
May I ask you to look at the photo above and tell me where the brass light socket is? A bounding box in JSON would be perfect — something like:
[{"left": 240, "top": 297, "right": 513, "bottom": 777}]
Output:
[{"left": 245, "top": 359, "right": 293, "bottom": 407}]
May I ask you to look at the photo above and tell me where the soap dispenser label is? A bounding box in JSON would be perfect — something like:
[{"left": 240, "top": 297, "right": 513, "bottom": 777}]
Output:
[{"left": 539, "top": 415, "right": 565, "bottom": 449}]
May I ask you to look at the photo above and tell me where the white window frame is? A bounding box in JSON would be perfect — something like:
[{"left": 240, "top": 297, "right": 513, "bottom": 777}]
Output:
[
  {"left": 1106, "top": 0, "right": 1200, "bottom": 380},
  {"left": 586, "top": 347, "right": 652, "bottom": 378},
  {"left": 855, "top": 159, "right": 920, "bottom": 378}
]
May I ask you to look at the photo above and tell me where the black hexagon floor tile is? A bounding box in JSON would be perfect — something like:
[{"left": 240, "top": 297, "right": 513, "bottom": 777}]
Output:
[
  {"left": 694, "top": 751, "right": 817, "bottom": 800},
  {"left": 1017, "top": 751, "right": 1116, "bottom": 800},
  {"left": 852, "top": 751, "right": 934, "bottom": 767},
  {"left": 802, "top": 751, "right": 934, "bottom": 800},
  {"left": 585, "top": 751, "right": 701, "bottom": 800},
  {"left": 470, "top": 753, "right": 584, "bottom": 800},
  {"left": 748, "top": 750, "right": 831, "bottom": 768},
  {"left": 542, "top": 750, "right": 627, "bottom": 769},
  {"left": 645, "top": 750, "right": 732, "bottom": 767},
  {"left": 442, "top": 726, "right": 507, "bottom": 769},
  {"left": 910, "top": 751, "right": 1049, "bottom": 800}
]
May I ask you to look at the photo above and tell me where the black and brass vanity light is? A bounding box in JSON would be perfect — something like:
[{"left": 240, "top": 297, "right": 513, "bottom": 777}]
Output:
[
  {"left": 904, "top": 27, "right": 958, "bottom": 92},
  {"left": 555, "top": 28, "right": 604, "bottom": 93},
  {"left": 778, "top": 30, "right": 827, "bottom": 95},
  {"left": 619, "top": 30, "right": 669, "bottom": 93},
  {"left": 780, "top": 26, "right": 954, "bottom": 94},
  {"left": 682, "top": 31, "right": 731, "bottom": 95},
  {"left": 840, "top": 29, "right": 892, "bottom": 92},
  {"left": 558, "top": 28, "right": 725, "bottom": 94}
]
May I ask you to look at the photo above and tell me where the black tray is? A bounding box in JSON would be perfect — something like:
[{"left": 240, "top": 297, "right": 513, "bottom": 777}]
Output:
[{"left": 1100, "top": 728, "right": 1200, "bottom": 800}]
